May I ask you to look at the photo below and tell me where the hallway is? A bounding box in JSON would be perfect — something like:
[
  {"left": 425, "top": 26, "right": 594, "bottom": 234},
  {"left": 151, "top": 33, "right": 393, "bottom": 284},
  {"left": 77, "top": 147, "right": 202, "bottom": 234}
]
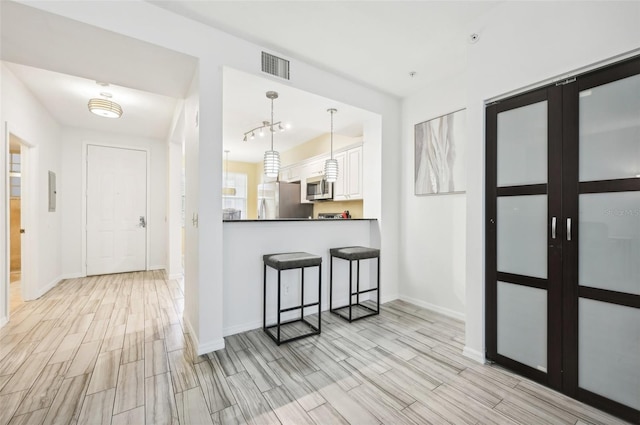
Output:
[{"left": 0, "top": 271, "right": 630, "bottom": 424}]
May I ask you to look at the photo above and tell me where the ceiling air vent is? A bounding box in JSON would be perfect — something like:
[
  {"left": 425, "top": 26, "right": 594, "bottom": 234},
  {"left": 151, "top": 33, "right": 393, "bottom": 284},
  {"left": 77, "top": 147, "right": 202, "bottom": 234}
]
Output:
[{"left": 262, "top": 52, "right": 290, "bottom": 80}]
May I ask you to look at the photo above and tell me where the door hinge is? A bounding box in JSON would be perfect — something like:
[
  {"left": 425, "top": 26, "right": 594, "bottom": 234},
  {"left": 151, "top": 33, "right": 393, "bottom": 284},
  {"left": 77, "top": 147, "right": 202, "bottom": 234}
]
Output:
[{"left": 555, "top": 77, "right": 576, "bottom": 86}]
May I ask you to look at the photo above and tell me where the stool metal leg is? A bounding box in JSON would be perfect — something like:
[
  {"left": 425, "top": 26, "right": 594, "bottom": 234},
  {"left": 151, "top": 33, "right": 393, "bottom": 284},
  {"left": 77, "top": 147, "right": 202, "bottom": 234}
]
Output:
[
  {"left": 263, "top": 263, "right": 267, "bottom": 331},
  {"left": 301, "top": 267, "right": 305, "bottom": 322},
  {"left": 356, "top": 259, "right": 360, "bottom": 308},
  {"left": 318, "top": 264, "right": 322, "bottom": 333},
  {"left": 329, "top": 256, "right": 333, "bottom": 313},
  {"left": 377, "top": 256, "right": 381, "bottom": 314},
  {"left": 277, "top": 269, "right": 281, "bottom": 344},
  {"left": 348, "top": 260, "right": 353, "bottom": 322}
]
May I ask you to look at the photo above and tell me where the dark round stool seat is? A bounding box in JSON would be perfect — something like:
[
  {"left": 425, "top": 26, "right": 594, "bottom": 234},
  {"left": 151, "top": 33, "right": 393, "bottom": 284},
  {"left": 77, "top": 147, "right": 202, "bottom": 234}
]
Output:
[
  {"left": 263, "top": 252, "right": 322, "bottom": 270},
  {"left": 330, "top": 246, "right": 380, "bottom": 261}
]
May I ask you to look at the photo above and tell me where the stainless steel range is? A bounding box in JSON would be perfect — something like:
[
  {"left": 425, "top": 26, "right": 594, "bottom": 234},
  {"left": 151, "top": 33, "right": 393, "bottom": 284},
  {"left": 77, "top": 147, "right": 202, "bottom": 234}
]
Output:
[{"left": 318, "top": 212, "right": 349, "bottom": 219}]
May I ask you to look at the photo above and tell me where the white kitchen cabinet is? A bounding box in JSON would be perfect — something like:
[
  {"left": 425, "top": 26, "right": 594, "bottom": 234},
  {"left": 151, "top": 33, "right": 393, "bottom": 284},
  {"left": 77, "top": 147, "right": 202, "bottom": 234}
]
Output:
[
  {"left": 332, "top": 145, "right": 362, "bottom": 200},
  {"left": 347, "top": 145, "right": 363, "bottom": 199},
  {"left": 279, "top": 164, "right": 303, "bottom": 183},
  {"left": 332, "top": 151, "right": 347, "bottom": 199}
]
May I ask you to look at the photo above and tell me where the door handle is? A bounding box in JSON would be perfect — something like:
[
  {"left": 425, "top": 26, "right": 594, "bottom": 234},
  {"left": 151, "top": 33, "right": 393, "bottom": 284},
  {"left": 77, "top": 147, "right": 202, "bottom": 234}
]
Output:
[
  {"left": 551, "top": 217, "right": 557, "bottom": 239},
  {"left": 139, "top": 216, "right": 146, "bottom": 228},
  {"left": 566, "top": 218, "right": 572, "bottom": 241}
]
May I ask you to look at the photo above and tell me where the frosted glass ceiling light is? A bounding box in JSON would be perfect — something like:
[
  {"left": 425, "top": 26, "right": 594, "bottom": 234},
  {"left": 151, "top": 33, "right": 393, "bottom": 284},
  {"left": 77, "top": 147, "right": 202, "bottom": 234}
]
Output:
[
  {"left": 324, "top": 108, "right": 339, "bottom": 183},
  {"left": 263, "top": 91, "right": 281, "bottom": 178},
  {"left": 88, "top": 96, "right": 123, "bottom": 118}
]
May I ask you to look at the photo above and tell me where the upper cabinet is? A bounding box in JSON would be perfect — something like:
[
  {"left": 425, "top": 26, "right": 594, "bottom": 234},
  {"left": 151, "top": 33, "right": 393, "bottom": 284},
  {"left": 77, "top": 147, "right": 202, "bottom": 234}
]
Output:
[
  {"left": 334, "top": 144, "right": 362, "bottom": 200},
  {"left": 279, "top": 142, "right": 363, "bottom": 203},
  {"left": 279, "top": 163, "right": 303, "bottom": 183}
]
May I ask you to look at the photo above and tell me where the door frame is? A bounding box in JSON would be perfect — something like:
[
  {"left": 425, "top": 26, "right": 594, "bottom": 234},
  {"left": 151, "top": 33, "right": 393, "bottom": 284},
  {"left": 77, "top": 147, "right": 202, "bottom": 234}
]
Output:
[
  {"left": 3, "top": 123, "right": 36, "bottom": 321},
  {"left": 81, "top": 142, "right": 150, "bottom": 276}
]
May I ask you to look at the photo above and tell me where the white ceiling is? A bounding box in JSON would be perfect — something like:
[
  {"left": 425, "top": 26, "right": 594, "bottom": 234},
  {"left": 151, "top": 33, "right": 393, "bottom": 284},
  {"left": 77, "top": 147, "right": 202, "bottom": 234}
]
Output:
[
  {"left": 1, "top": 1, "right": 499, "bottom": 153},
  {"left": 4, "top": 62, "right": 180, "bottom": 140},
  {"left": 149, "top": 0, "right": 499, "bottom": 98},
  {"left": 0, "top": 1, "right": 196, "bottom": 140}
]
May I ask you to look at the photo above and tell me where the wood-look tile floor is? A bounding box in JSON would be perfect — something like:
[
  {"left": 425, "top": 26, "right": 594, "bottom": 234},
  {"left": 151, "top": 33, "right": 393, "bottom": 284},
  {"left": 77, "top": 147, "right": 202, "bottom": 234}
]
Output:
[{"left": 0, "top": 271, "right": 631, "bottom": 425}]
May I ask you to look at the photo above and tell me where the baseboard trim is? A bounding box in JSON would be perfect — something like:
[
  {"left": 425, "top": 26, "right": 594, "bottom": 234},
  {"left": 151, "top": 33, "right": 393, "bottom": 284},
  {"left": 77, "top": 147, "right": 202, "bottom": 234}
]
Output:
[
  {"left": 399, "top": 294, "right": 465, "bottom": 321},
  {"left": 463, "top": 346, "right": 485, "bottom": 364},
  {"left": 59, "top": 272, "right": 85, "bottom": 280},
  {"left": 168, "top": 273, "right": 183, "bottom": 280},
  {"left": 184, "top": 315, "right": 225, "bottom": 355},
  {"left": 29, "top": 275, "right": 64, "bottom": 300},
  {"left": 148, "top": 265, "right": 166, "bottom": 271},
  {"left": 224, "top": 320, "right": 263, "bottom": 337},
  {"left": 197, "top": 338, "right": 225, "bottom": 355}
]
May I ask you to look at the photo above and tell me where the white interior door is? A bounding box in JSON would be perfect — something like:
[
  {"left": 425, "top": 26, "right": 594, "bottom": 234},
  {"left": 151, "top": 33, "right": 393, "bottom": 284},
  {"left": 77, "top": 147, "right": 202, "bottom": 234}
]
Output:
[{"left": 86, "top": 145, "right": 147, "bottom": 276}]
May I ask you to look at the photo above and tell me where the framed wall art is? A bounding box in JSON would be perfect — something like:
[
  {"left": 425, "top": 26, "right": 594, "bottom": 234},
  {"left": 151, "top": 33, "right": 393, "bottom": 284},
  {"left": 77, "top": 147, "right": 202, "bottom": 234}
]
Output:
[{"left": 414, "top": 108, "right": 466, "bottom": 195}]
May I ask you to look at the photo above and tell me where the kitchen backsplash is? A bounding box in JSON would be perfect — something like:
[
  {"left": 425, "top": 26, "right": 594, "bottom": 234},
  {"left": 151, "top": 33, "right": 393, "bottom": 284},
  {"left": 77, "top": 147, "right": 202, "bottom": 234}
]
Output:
[{"left": 313, "top": 200, "right": 363, "bottom": 219}]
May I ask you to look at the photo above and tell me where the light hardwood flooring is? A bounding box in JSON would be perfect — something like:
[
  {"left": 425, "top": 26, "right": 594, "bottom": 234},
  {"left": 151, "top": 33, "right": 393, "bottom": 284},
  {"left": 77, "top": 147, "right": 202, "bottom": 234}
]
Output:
[{"left": 0, "top": 271, "right": 631, "bottom": 425}]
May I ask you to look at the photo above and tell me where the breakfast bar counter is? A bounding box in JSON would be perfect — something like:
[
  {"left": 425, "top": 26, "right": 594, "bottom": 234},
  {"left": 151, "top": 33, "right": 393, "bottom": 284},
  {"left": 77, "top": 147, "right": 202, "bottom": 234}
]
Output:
[{"left": 222, "top": 219, "right": 379, "bottom": 336}]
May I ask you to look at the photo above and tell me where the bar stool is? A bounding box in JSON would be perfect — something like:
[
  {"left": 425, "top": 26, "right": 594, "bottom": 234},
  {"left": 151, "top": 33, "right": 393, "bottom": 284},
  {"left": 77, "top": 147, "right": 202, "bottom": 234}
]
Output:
[
  {"left": 329, "top": 246, "right": 380, "bottom": 322},
  {"left": 263, "top": 252, "right": 322, "bottom": 345}
]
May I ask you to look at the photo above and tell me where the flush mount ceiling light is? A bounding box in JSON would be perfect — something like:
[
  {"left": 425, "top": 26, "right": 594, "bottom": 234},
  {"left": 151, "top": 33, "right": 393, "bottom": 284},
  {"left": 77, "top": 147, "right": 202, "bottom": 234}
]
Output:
[
  {"left": 324, "top": 108, "right": 338, "bottom": 183},
  {"left": 88, "top": 87, "right": 123, "bottom": 118},
  {"left": 263, "top": 91, "right": 281, "bottom": 178}
]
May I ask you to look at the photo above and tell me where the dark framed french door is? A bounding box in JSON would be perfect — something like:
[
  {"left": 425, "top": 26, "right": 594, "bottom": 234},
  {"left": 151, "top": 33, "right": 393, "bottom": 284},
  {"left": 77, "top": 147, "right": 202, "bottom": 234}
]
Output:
[{"left": 486, "top": 56, "right": 640, "bottom": 423}]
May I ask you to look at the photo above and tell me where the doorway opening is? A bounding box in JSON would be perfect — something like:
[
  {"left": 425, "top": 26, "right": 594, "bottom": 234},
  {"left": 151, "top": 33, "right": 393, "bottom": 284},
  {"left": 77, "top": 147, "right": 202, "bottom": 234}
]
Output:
[{"left": 8, "top": 135, "right": 23, "bottom": 312}]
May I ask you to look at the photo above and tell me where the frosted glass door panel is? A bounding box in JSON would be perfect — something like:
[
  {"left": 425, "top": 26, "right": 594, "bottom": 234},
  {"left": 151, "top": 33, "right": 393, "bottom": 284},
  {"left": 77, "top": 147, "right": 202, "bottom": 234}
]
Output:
[
  {"left": 497, "top": 195, "right": 547, "bottom": 278},
  {"left": 579, "top": 192, "right": 640, "bottom": 295},
  {"left": 579, "top": 74, "right": 640, "bottom": 182},
  {"left": 579, "top": 298, "right": 640, "bottom": 410},
  {"left": 497, "top": 282, "right": 547, "bottom": 371},
  {"left": 497, "top": 101, "right": 548, "bottom": 186}
]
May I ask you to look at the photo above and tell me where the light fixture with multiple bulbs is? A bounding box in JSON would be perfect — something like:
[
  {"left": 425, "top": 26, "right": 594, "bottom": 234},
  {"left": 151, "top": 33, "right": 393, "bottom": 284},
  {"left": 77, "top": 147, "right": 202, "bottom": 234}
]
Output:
[
  {"left": 87, "top": 83, "right": 123, "bottom": 118},
  {"left": 243, "top": 119, "right": 287, "bottom": 142},
  {"left": 324, "top": 108, "right": 339, "bottom": 183},
  {"left": 263, "top": 91, "right": 281, "bottom": 178}
]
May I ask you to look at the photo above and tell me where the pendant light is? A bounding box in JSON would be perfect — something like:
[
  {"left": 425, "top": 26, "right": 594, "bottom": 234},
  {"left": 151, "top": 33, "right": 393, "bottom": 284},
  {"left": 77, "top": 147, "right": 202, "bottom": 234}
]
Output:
[
  {"left": 263, "top": 91, "right": 281, "bottom": 178},
  {"left": 324, "top": 108, "right": 338, "bottom": 182},
  {"left": 222, "top": 150, "right": 236, "bottom": 196}
]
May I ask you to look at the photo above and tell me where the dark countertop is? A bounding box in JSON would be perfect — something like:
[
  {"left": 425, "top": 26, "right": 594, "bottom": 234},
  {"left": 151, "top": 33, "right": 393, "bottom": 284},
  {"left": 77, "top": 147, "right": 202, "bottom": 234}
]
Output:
[{"left": 223, "top": 218, "right": 378, "bottom": 222}]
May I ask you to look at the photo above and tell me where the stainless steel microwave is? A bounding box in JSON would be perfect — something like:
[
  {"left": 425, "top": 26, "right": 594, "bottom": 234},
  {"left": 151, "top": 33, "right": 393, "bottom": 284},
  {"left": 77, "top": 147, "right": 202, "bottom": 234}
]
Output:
[{"left": 306, "top": 175, "right": 333, "bottom": 201}]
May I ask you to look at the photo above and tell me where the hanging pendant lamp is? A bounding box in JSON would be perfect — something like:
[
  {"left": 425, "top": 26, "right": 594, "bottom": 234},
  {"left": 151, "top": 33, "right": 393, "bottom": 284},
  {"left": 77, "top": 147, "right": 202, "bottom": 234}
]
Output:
[
  {"left": 263, "top": 91, "right": 281, "bottom": 178},
  {"left": 222, "top": 150, "right": 236, "bottom": 196},
  {"left": 324, "top": 108, "right": 338, "bottom": 182}
]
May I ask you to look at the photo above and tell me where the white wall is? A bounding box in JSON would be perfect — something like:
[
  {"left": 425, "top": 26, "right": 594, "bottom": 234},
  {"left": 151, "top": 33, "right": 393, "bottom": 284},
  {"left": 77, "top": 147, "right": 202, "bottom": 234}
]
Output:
[
  {"left": 0, "top": 62, "right": 62, "bottom": 318},
  {"left": 400, "top": 72, "right": 467, "bottom": 320},
  {"left": 59, "top": 127, "right": 167, "bottom": 276},
  {"left": 463, "top": 1, "right": 640, "bottom": 362},
  {"left": 29, "top": 0, "right": 402, "bottom": 354}
]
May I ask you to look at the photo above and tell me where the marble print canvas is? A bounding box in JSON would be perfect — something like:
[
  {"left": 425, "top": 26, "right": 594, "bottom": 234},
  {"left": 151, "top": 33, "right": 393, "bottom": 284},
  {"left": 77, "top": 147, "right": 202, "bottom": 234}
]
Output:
[{"left": 414, "top": 109, "right": 466, "bottom": 195}]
